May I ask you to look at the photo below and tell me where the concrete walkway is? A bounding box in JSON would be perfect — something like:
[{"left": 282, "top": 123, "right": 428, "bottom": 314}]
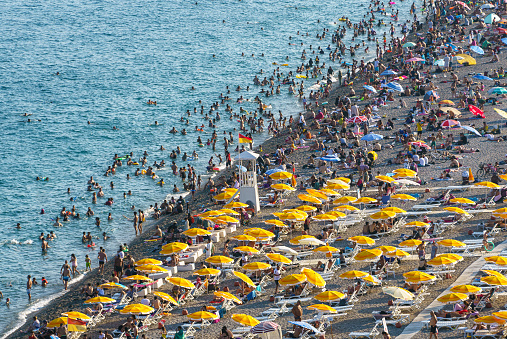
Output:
[{"left": 396, "top": 240, "right": 507, "bottom": 339}]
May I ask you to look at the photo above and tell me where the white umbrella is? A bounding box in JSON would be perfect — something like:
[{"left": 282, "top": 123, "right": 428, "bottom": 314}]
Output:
[
  {"left": 461, "top": 125, "right": 482, "bottom": 136},
  {"left": 299, "top": 238, "right": 326, "bottom": 246},
  {"left": 271, "top": 246, "right": 298, "bottom": 255},
  {"left": 394, "top": 179, "right": 420, "bottom": 186}
]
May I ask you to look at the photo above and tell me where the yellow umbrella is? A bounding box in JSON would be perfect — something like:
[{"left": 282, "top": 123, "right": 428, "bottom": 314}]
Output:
[
  {"left": 271, "top": 183, "right": 296, "bottom": 191},
  {"left": 301, "top": 268, "right": 326, "bottom": 287},
  {"left": 493, "top": 208, "right": 507, "bottom": 215},
  {"left": 475, "top": 316, "right": 506, "bottom": 325},
  {"left": 124, "top": 275, "right": 152, "bottom": 282},
  {"left": 135, "top": 258, "right": 163, "bottom": 266},
  {"left": 482, "top": 270, "right": 506, "bottom": 277},
  {"left": 399, "top": 239, "right": 422, "bottom": 247},
  {"left": 376, "top": 246, "right": 397, "bottom": 254},
  {"left": 370, "top": 211, "right": 396, "bottom": 220},
  {"left": 245, "top": 228, "right": 275, "bottom": 239},
  {"left": 405, "top": 221, "right": 430, "bottom": 227},
  {"left": 314, "top": 291, "right": 345, "bottom": 302},
  {"left": 232, "top": 270, "right": 256, "bottom": 288},
  {"left": 215, "top": 291, "right": 242, "bottom": 304},
  {"left": 298, "top": 194, "right": 322, "bottom": 204},
  {"left": 450, "top": 285, "right": 482, "bottom": 294},
  {"left": 266, "top": 253, "right": 292, "bottom": 264},
  {"left": 223, "top": 188, "right": 238, "bottom": 193},
  {"left": 362, "top": 276, "right": 381, "bottom": 285},
  {"left": 437, "top": 239, "right": 466, "bottom": 247},
  {"left": 385, "top": 249, "right": 410, "bottom": 258},
  {"left": 437, "top": 293, "right": 468, "bottom": 304},
  {"left": 493, "top": 311, "right": 507, "bottom": 320},
  {"left": 242, "top": 262, "right": 271, "bottom": 271},
  {"left": 474, "top": 181, "right": 500, "bottom": 188},
  {"left": 199, "top": 210, "right": 224, "bottom": 218},
  {"left": 213, "top": 191, "right": 236, "bottom": 201},
  {"left": 99, "top": 282, "right": 127, "bottom": 289},
  {"left": 296, "top": 205, "right": 318, "bottom": 212},
  {"left": 277, "top": 211, "right": 306, "bottom": 221},
  {"left": 307, "top": 189, "right": 329, "bottom": 200},
  {"left": 485, "top": 256, "right": 507, "bottom": 266},
  {"left": 455, "top": 54, "right": 476, "bottom": 65},
  {"left": 439, "top": 100, "right": 455, "bottom": 105},
  {"left": 307, "top": 304, "right": 337, "bottom": 313},
  {"left": 326, "top": 211, "right": 347, "bottom": 218},
  {"left": 84, "top": 296, "right": 115, "bottom": 304},
  {"left": 183, "top": 228, "right": 211, "bottom": 237},
  {"left": 325, "top": 183, "right": 350, "bottom": 190},
  {"left": 160, "top": 242, "right": 189, "bottom": 254},
  {"left": 231, "top": 234, "right": 256, "bottom": 242},
  {"left": 194, "top": 268, "right": 221, "bottom": 276},
  {"left": 443, "top": 207, "right": 470, "bottom": 216},
  {"left": 393, "top": 168, "right": 417, "bottom": 175},
  {"left": 231, "top": 314, "right": 260, "bottom": 327},
  {"left": 224, "top": 202, "right": 249, "bottom": 209},
  {"left": 290, "top": 235, "right": 316, "bottom": 245},
  {"left": 312, "top": 214, "right": 338, "bottom": 221},
  {"left": 234, "top": 246, "right": 259, "bottom": 254},
  {"left": 333, "top": 196, "right": 357, "bottom": 204},
  {"left": 382, "top": 287, "right": 415, "bottom": 301},
  {"left": 319, "top": 188, "right": 341, "bottom": 196},
  {"left": 205, "top": 255, "right": 234, "bottom": 265},
  {"left": 494, "top": 108, "right": 507, "bottom": 119},
  {"left": 403, "top": 271, "right": 436, "bottom": 282},
  {"left": 213, "top": 216, "right": 240, "bottom": 224},
  {"left": 352, "top": 197, "right": 378, "bottom": 204},
  {"left": 348, "top": 236, "right": 375, "bottom": 246},
  {"left": 393, "top": 172, "right": 416, "bottom": 179},
  {"left": 334, "top": 205, "right": 359, "bottom": 212},
  {"left": 313, "top": 245, "right": 340, "bottom": 253},
  {"left": 166, "top": 277, "right": 196, "bottom": 289},
  {"left": 269, "top": 171, "right": 293, "bottom": 180},
  {"left": 47, "top": 317, "right": 68, "bottom": 328},
  {"left": 375, "top": 175, "right": 396, "bottom": 183},
  {"left": 61, "top": 312, "right": 90, "bottom": 320},
  {"left": 427, "top": 256, "right": 457, "bottom": 267},
  {"left": 217, "top": 208, "right": 240, "bottom": 215},
  {"left": 437, "top": 253, "right": 463, "bottom": 262},
  {"left": 481, "top": 275, "right": 507, "bottom": 286},
  {"left": 153, "top": 291, "right": 179, "bottom": 305},
  {"left": 136, "top": 264, "right": 168, "bottom": 273},
  {"left": 187, "top": 311, "right": 219, "bottom": 321},
  {"left": 283, "top": 209, "right": 309, "bottom": 218},
  {"left": 330, "top": 177, "right": 351, "bottom": 184},
  {"left": 279, "top": 273, "right": 307, "bottom": 286},
  {"left": 339, "top": 270, "right": 369, "bottom": 279},
  {"left": 449, "top": 198, "right": 475, "bottom": 205},
  {"left": 264, "top": 219, "right": 287, "bottom": 227},
  {"left": 354, "top": 249, "right": 382, "bottom": 261},
  {"left": 381, "top": 207, "right": 407, "bottom": 214},
  {"left": 391, "top": 194, "right": 417, "bottom": 201},
  {"left": 120, "top": 304, "right": 154, "bottom": 315}
]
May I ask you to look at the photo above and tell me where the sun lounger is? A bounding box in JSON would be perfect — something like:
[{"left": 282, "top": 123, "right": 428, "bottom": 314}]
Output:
[
  {"left": 412, "top": 203, "right": 442, "bottom": 211},
  {"left": 452, "top": 244, "right": 483, "bottom": 255},
  {"left": 166, "top": 324, "right": 196, "bottom": 339},
  {"left": 422, "top": 319, "right": 467, "bottom": 330},
  {"left": 349, "top": 322, "right": 381, "bottom": 339}
]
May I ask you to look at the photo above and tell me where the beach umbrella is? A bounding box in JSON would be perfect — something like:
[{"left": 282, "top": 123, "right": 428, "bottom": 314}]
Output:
[
  {"left": 443, "top": 207, "right": 470, "bottom": 216},
  {"left": 485, "top": 13, "right": 501, "bottom": 24},
  {"left": 399, "top": 239, "right": 422, "bottom": 248},
  {"left": 84, "top": 296, "right": 115, "bottom": 304},
  {"left": 409, "top": 141, "right": 431, "bottom": 149},
  {"left": 361, "top": 133, "right": 384, "bottom": 141},
  {"left": 295, "top": 205, "right": 318, "bottom": 212},
  {"left": 370, "top": 211, "right": 396, "bottom": 220},
  {"left": 450, "top": 285, "right": 482, "bottom": 294},
  {"left": 153, "top": 291, "right": 178, "bottom": 305},
  {"left": 449, "top": 197, "right": 475, "bottom": 205},
  {"left": 381, "top": 207, "right": 407, "bottom": 215},
  {"left": 307, "top": 304, "right": 337, "bottom": 313},
  {"left": 354, "top": 249, "right": 382, "bottom": 261},
  {"left": 456, "top": 54, "right": 476, "bottom": 65},
  {"left": 393, "top": 168, "right": 417, "bottom": 175},
  {"left": 213, "top": 215, "right": 240, "bottom": 224},
  {"left": 242, "top": 262, "right": 271, "bottom": 271},
  {"left": 382, "top": 287, "right": 414, "bottom": 301},
  {"left": 245, "top": 228, "right": 275, "bottom": 239},
  {"left": 441, "top": 119, "right": 461, "bottom": 129},
  {"left": 121, "top": 304, "right": 154, "bottom": 315},
  {"left": 402, "top": 42, "right": 416, "bottom": 48},
  {"left": 483, "top": 270, "right": 506, "bottom": 278},
  {"left": 437, "top": 253, "right": 464, "bottom": 262},
  {"left": 376, "top": 246, "right": 397, "bottom": 254},
  {"left": 475, "top": 316, "right": 506, "bottom": 325},
  {"left": 199, "top": 210, "right": 224, "bottom": 218},
  {"left": 234, "top": 246, "right": 259, "bottom": 254},
  {"left": 215, "top": 291, "right": 242, "bottom": 304},
  {"left": 136, "top": 264, "right": 168, "bottom": 273},
  {"left": 334, "top": 205, "right": 359, "bottom": 212},
  {"left": 326, "top": 211, "right": 346, "bottom": 218},
  {"left": 375, "top": 175, "right": 395, "bottom": 183},
  {"left": 264, "top": 219, "right": 287, "bottom": 228},
  {"left": 437, "top": 293, "right": 468, "bottom": 304},
  {"left": 233, "top": 270, "right": 256, "bottom": 287},
  {"left": 470, "top": 46, "right": 485, "bottom": 55},
  {"left": 380, "top": 69, "right": 398, "bottom": 76},
  {"left": 160, "top": 242, "right": 189, "bottom": 255},
  {"left": 319, "top": 188, "right": 341, "bottom": 196},
  {"left": 298, "top": 194, "right": 322, "bottom": 204},
  {"left": 47, "top": 317, "right": 69, "bottom": 329},
  {"left": 271, "top": 183, "right": 295, "bottom": 191},
  {"left": 469, "top": 105, "right": 485, "bottom": 119},
  {"left": 124, "top": 275, "right": 152, "bottom": 282},
  {"left": 403, "top": 271, "right": 436, "bottom": 283},
  {"left": 61, "top": 312, "right": 91, "bottom": 321},
  {"left": 461, "top": 125, "right": 482, "bottom": 136},
  {"left": 493, "top": 311, "right": 507, "bottom": 320},
  {"left": 99, "top": 282, "right": 127, "bottom": 290},
  {"left": 472, "top": 74, "right": 492, "bottom": 81},
  {"left": 269, "top": 171, "right": 293, "bottom": 180},
  {"left": 427, "top": 256, "right": 457, "bottom": 267},
  {"left": 386, "top": 82, "right": 403, "bottom": 92},
  {"left": 231, "top": 234, "right": 256, "bottom": 242},
  {"left": 481, "top": 3, "right": 495, "bottom": 9},
  {"left": 363, "top": 85, "right": 377, "bottom": 93},
  {"left": 362, "top": 274, "right": 382, "bottom": 285},
  {"left": 485, "top": 256, "right": 507, "bottom": 265},
  {"left": 301, "top": 268, "right": 326, "bottom": 287},
  {"left": 433, "top": 59, "right": 445, "bottom": 66},
  {"left": 307, "top": 189, "right": 329, "bottom": 200},
  {"left": 265, "top": 168, "right": 285, "bottom": 175},
  {"left": 346, "top": 115, "right": 368, "bottom": 124},
  {"left": 183, "top": 228, "right": 211, "bottom": 237},
  {"left": 481, "top": 275, "right": 507, "bottom": 286},
  {"left": 439, "top": 100, "right": 455, "bottom": 105},
  {"left": 135, "top": 258, "right": 163, "bottom": 266},
  {"left": 474, "top": 181, "right": 500, "bottom": 188},
  {"left": 266, "top": 253, "right": 292, "bottom": 264},
  {"left": 312, "top": 214, "right": 338, "bottom": 221},
  {"left": 224, "top": 201, "right": 249, "bottom": 209},
  {"left": 440, "top": 107, "right": 462, "bottom": 117},
  {"left": 282, "top": 209, "right": 309, "bottom": 218},
  {"left": 250, "top": 321, "right": 280, "bottom": 334},
  {"left": 205, "top": 255, "right": 234, "bottom": 265},
  {"left": 232, "top": 314, "right": 260, "bottom": 327},
  {"left": 385, "top": 249, "right": 410, "bottom": 258},
  {"left": 314, "top": 291, "right": 345, "bottom": 302},
  {"left": 405, "top": 221, "right": 430, "bottom": 227},
  {"left": 333, "top": 196, "right": 357, "bottom": 204},
  {"left": 331, "top": 177, "right": 351, "bottom": 184},
  {"left": 299, "top": 237, "right": 326, "bottom": 246},
  {"left": 217, "top": 208, "right": 240, "bottom": 215},
  {"left": 325, "top": 182, "right": 350, "bottom": 190},
  {"left": 339, "top": 270, "right": 369, "bottom": 279},
  {"left": 213, "top": 191, "right": 236, "bottom": 201},
  {"left": 194, "top": 268, "right": 221, "bottom": 276},
  {"left": 391, "top": 194, "right": 417, "bottom": 201},
  {"left": 489, "top": 87, "right": 507, "bottom": 95},
  {"left": 352, "top": 197, "right": 378, "bottom": 204},
  {"left": 271, "top": 246, "right": 298, "bottom": 255},
  {"left": 348, "top": 236, "right": 375, "bottom": 246},
  {"left": 166, "top": 277, "right": 195, "bottom": 289},
  {"left": 406, "top": 57, "right": 425, "bottom": 62},
  {"left": 319, "top": 154, "right": 341, "bottom": 162},
  {"left": 437, "top": 239, "right": 466, "bottom": 247},
  {"left": 187, "top": 311, "right": 219, "bottom": 322},
  {"left": 494, "top": 108, "right": 507, "bottom": 119},
  {"left": 493, "top": 207, "right": 507, "bottom": 215},
  {"left": 279, "top": 273, "right": 307, "bottom": 286}
]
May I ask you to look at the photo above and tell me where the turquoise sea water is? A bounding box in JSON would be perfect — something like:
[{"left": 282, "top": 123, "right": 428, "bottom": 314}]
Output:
[{"left": 0, "top": 0, "right": 417, "bottom": 335}]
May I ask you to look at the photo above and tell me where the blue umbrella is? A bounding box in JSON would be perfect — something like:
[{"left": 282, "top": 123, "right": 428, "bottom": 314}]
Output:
[
  {"left": 288, "top": 321, "right": 321, "bottom": 334},
  {"left": 445, "top": 43, "right": 458, "bottom": 51},
  {"left": 433, "top": 59, "right": 445, "bottom": 66},
  {"left": 470, "top": 46, "right": 484, "bottom": 55},
  {"left": 319, "top": 155, "right": 340, "bottom": 163},
  {"left": 363, "top": 85, "right": 377, "bottom": 93},
  {"left": 386, "top": 82, "right": 403, "bottom": 92},
  {"left": 488, "top": 87, "right": 507, "bottom": 94},
  {"left": 502, "top": 38, "right": 507, "bottom": 45},
  {"left": 265, "top": 168, "right": 284, "bottom": 175},
  {"left": 461, "top": 125, "right": 482, "bottom": 136},
  {"left": 472, "top": 74, "right": 493, "bottom": 80},
  {"left": 380, "top": 69, "right": 398, "bottom": 76},
  {"left": 361, "top": 133, "right": 384, "bottom": 141}
]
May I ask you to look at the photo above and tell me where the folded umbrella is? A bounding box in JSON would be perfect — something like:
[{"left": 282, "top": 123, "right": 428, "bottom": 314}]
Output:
[
  {"left": 472, "top": 74, "right": 492, "bottom": 80},
  {"left": 469, "top": 105, "right": 485, "bottom": 118}
]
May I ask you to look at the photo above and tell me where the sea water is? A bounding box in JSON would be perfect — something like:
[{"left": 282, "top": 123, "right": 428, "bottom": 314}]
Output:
[{"left": 0, "top": 0, "right": 417, "bottom": 335}]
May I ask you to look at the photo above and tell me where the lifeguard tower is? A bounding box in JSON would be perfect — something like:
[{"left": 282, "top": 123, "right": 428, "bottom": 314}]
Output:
[{"left": 234, "top": 150, "right": 260, "bottom": 212}]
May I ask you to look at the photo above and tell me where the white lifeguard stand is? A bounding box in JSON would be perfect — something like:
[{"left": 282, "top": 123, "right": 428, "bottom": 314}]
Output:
[{"left": 234, "top": 150, "right": 260, "bottom": 212}]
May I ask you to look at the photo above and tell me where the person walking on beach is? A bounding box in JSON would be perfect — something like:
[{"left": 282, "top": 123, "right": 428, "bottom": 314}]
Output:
[
  {"left": 98, "top": 248, "right": 108, "bottom": 275},
  {"left": 26, "top": 275, "right": 32, "bottom": 301},
  {"left": 61, "top": 261, "right": 71, "bottom": 290},
  {"left": 133, "top": 211, "right": 138, "bottom": 236},
  {"left": 70, "top": 254, "right": 81, "bottom": 276}
]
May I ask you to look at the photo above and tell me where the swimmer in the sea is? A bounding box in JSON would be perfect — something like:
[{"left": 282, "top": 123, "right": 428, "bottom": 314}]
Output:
[{"left": 16, "top": 223, "right": 21, "bottom": 229}]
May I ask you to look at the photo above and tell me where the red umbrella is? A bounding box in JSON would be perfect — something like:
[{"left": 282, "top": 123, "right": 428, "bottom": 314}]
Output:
[
  {"left": 441, "top": 119, "right": 461, "bottom": 129},
  {"left": 346, "top": 116, "right": 368, "bottom": 124},
  {"left": 468, "top": 105, "right": 485, "bottom": 119},
  {"left": 496, "top": 27, "right": 507, "bottom": 34},
  {"left": 409, "top": 141, "right": 431, "bottom": 149},
  {"left": 251, "top": 321, "right": 280, "bottom": 334},
  {"left": 406, "top": 57, "right": 425, "bottom": 62}
]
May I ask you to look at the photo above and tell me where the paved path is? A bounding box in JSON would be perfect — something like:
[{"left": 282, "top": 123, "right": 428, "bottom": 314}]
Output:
[{"left": 396, "top": 240, "right": 507, "bottom": 339}]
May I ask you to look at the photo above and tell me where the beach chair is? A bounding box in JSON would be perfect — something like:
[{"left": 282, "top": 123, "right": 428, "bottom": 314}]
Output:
[
  {"left": 166, "top": 323, "right": 196, "bottom": 339},
  {"left": 349, "top": 322, "right": 381, "bottom": 339},
  {"left": 261, "top": 301, "right": 290, "bottom": 316}
]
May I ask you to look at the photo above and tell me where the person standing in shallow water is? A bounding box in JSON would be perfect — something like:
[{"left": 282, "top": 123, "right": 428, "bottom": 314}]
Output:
[{"left": 26, "top": 275, "right": 32, "bottom": 301}]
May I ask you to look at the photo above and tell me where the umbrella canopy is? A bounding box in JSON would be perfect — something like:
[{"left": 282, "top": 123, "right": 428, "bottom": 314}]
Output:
[
  {"left": 136, "top": 264, "right": 168, "bottom": 273},
  {"left": 251, "top": 321, "right": 280, "bottom": 334},
  {"left": 47, "top": 317, "right": 68, "bottom": 329},
  {"left": 376, "top": 246, "right": 397, "bottom": 254},
  {"left": 215, "top": 291, "right": 242, "bottom": 304},
  {"left": 370, "top": 211, "right": 396, "bottom": 220},
  {"left": 352, "top": 197, "right": 378, "bottom": 204},
  {"left": 224, "top": 202, "right": 249, "bottom": 209},
  {"left": 406, "top": 57, "right": 425, "bottom": 62},
  {"left": 469, "top": 105, "right": 485, "bottom": 119},
  {"left": 354, "top": 249, "right": 382, "bottom": 261},
  {"left": 279, "top": 273, "right": 307, "bottom": 286},
  {"left": 194, "top": 268, "right": 221, "bottom": 276},
  {"left": 470, "top": 46, "right": 485, "bottom": 55},
  {"left": 483, "top": 270, "right": 506, "bottom": 277},
  {"left": 449, "top": 198, "right": 475, "bottom": 205},
  {"left": 160, "top": 242, "right": 189, "bottom": 255},
  {"left": 442, "top": 207, "right": 470, "bottom": 216},
  {"left": 455, "top": 54, "right": 476, "bottom": 65},
  {"left": 313, "top": 245, "right": 340, "bottom": 253},
  {"left": 493, "top": 311, "right": 507, "bottom": 320},
  {"left": 380, "top": 207, "right": 406, "bottom": 216},
  {"left": 474, "top": 181, "right": 500, "bottom": 188},
  {"left": 231, "top": 234, "right": 256, "bottom": 242},
  {"left": 124, "top": 275, "right": 152, "bottom": 282},
  {"left": 306, "top": 189, "right": 329, "bottom": 200},
  {"left": 385, "top": 249, "right": 410, "bottom": 258},
  {"left": 301, "top": 268, "right": 326, "bottom": 287},
  {"left": 217, "top": 208, "right": 240, "bottom": 215},
  {"left": 205, "top": 255, "right": 234, "bottom": 265},
  {"left": 298, "top": 194, "right": 322, "bottom": 204},
  {"left": 393, "top": 168, "right": 417, "bottom": 175},
  {"left": 232, "top": 314, "right": 260, "bottom": 327},
  {"left": 361, "top": 133, "right": 384, "bottom": 141},
  {"left": 319, "top": 188, "right": 341, "bottom": 196},
  {"left": 266, "top": 253, "right": 292, "bottom": 264},
  {"left": 312, "top": 213, "right": 338, "bottom": 221},
  {"left": 199, "top": 210, "right": 224, "bottom": 218},
  {"left": 120, "top": 304, "right": 154, "bottom": 315},
  {"left": 485, "top": 256, "right": 507, "bottom": 266},
  {"left": 234, "top": 246, "right": 260, "bottom": 254},
  {"left": 439, "top": 100, "right": 455, "bottom": 105},
  {"left": 290, "top": 235, "right": 317, "bottom": 245},
  {"left": 213, "top": 216, "right": 240, "bottom": 224},
  {"left": 376, "top": 175, "right": 396, "bottom": 183},
  {"left": 481, "top": 3, "right": 495, "bottom": 9},
  {"left": 153, "top": 291, "right": 179, "bottom": 305},
  {"left": 481, "top": 275, "right": 507, "bottom": 286},
  {"left": 363, "top": 85, "right": 377, "bottom": 93},
  {"left": 427, "top": 256, "right": 457, "bottom": 267},
  {"left": 187, "top": 311, "right": 219, "bottom": 321},
  {"left": 314, "top": 290, "right": 345, "bottom": 302},
  {"left": 333, "top": 196, "right": 358, "bottom": 204},
  {"left": 166, "top": 277, "right": 195, "bottom": 289},
  {"left": 489, "top": 87, "right": 507, "bottom": 95},
  {"left": 245, "top": 228, "right": 275, "bottom": 238},
  {"left": 339, "top": 270, "right": 369, "bottom": 279},
  {"left": 441, "top": 119, "right": 461, "bottom": 129},
  {"left": 348, "top": 236, "right": 375, "bottom": 246},
  {"left": 382, "top": 286, "right": 415, "bottom": 301},
  {"left": 84, "top": 296, "right": 115, "bottom": 304},
  {"left": 346, "top": 116, "right": 368, "bottom": 124},
  {"left": 213, "top": 192, "right": 236, "bottom": 201},
  {"left": 475, "top": 316, "right": 505, "bottom": 325},
  {"left": 437, "top": 253, "right": 464, "bottom": 262},
  {"left": 399, "top": 239, "right": 422, "bottom": 247},
  {"left": 271, "top": 183, "right": 296, "bottom": 191},
  {"left": 183, "top": 228, "right": 211, "bottom": 237},
  {"left": 298, "top": 237, "right": 326, "bottom": 246},
  {"left": 288, "top": 321, "right": 322, "bottom": 334},
  {"left": 242, "top": 262, "right": 271, "bottom": 271},
  {"left": 403, "top": 271, "right": 436, "bottom": 283},
  {"left": 385, "top": 82, "right": 403, "bottom": 92},
  {"left": 61, "top": 312, "right": 91, "bottom": 320},
  {"left": 405, "top": 221, "right": 430, "bottom": 227},
  {"left": 334, "top": 205, "right": 360, "bottom": 212},
  {"left": 269, "top": 171, "right": 293, "bottom": 180},
  {"left": 271, "top": 246, "right": 298, "bottom": 255},
  {"left": 232, "top": 270, "right": 256, "bottom": 287},
  {"left": 319, "top": 154, "right": 341, "bottom": 163},
  {"left": 437, "top": 239, "right": 466, "bottom": 247},
  {"left": 307, "top": 304, "right": 337, "bottom": 313},
  {"left": 485, "top": 13, "right": 501, "bottom": 24},
  {"left": 380, "top": 69, "right": 398, "bottom": 76},
  {"left": 135, "top": 258, "right": 163, "bottom": 266},
  {"left": 472, "top": 74, "right": 492, "bottom": 81},
  {"left": 450, "top": 285, "right": 482, "bottom": 294},
  {"left": 295, "top": 205, "right": 318, "bottom": 212},
  {"left": 99, "top": 282, "right": 127, "bottom": 290},
  {"left": 494, "top": 108, "right": 507, "bottom": 119},
  {"left": 438, "top": 293, "right": 468, "bottom": 304},
  {"left": 440, "top": 107, "right": 462, "bottom": 116},
  {"left": 461, "top": 125, "right": 481, "bottom": 136},
  {"left": 403, "top": 42, "right": 416, "bottom": 48}
]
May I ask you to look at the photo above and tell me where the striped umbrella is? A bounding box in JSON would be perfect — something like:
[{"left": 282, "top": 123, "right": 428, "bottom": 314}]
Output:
[{"left": 250, "top": 321, "right": 280, "bottom": 334}]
